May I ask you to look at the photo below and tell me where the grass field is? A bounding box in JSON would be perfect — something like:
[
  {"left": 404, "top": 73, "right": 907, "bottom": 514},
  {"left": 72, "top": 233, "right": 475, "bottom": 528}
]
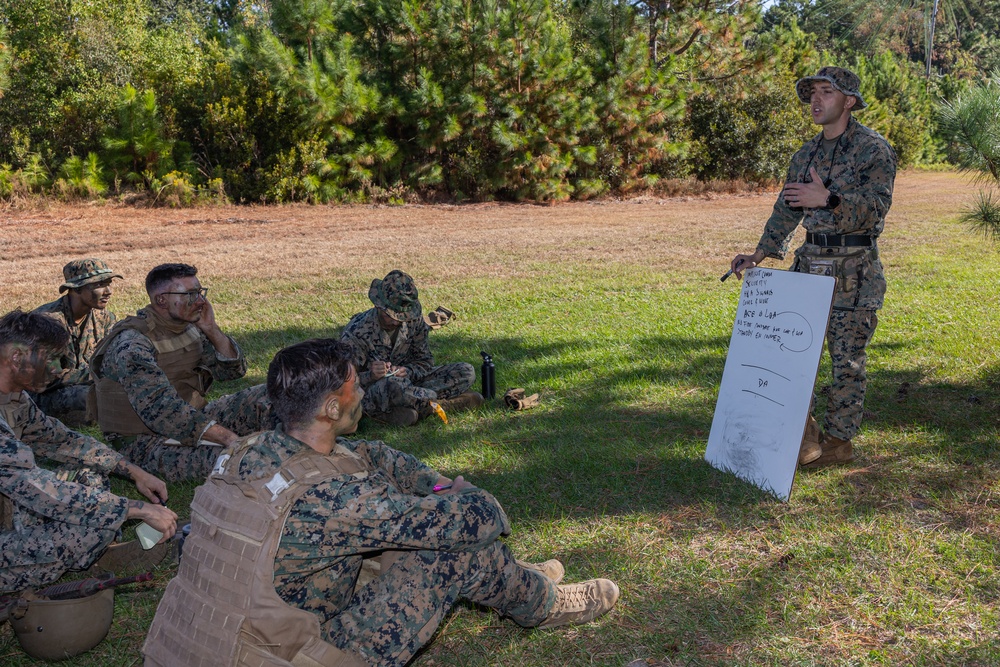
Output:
[{"left": 1, "top": 171, "right": 998, "bottom": 666}]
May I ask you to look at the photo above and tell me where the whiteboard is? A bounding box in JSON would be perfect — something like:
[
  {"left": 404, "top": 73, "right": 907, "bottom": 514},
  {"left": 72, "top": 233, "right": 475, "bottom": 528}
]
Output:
[{"left": 705, "top": 267, "right": 835, "bottom": 501}]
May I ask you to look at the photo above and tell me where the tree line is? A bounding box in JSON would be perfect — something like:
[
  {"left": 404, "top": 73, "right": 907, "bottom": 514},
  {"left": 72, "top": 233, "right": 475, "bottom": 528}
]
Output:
[{"left": 0, "top": 0, "right": 996, "bottom": 204}]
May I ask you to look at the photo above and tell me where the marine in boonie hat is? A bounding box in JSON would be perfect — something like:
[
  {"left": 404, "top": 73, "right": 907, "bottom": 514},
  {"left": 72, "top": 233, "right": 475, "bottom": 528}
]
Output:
[
  {"left": 795, "top": 66, "right": 867, "bottom": 110},
  {"left": 59, "top": 259, "right": 123, "bottom": 293},
  {"left": 368, "top": 270, "right": 422, "bottom": 322}
]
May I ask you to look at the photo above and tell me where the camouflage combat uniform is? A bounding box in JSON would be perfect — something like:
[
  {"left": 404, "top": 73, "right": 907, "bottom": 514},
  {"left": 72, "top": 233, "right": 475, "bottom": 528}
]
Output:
[
  {"left": 30, "top": 295, "right": 117, "bottom": 419},
  {"left": 234, "top": 428, "right": 555, "bottom": 666},
  {"left": 755, "top": 115, "right": 897, "bottom": 440},
  {"left": 0, "top": 391, "right": 129, "bottom": 594},
  {"left": 340, "top": 308, "right": 475, "bottom": 417},
  {"left": 92, "top": 309, "right": 271, "bottom": 482}
]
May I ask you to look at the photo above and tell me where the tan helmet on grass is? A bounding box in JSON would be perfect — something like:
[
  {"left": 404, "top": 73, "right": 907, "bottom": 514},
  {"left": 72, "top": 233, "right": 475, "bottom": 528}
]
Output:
[{"left": 9, "top": 588, "right": 114, "bottom": 661}]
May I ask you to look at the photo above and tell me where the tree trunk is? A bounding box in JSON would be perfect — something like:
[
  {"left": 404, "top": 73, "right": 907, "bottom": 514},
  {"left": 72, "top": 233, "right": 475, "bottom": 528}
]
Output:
[{"left": 925, "top": 0, "right": 940, "bottom": 78}]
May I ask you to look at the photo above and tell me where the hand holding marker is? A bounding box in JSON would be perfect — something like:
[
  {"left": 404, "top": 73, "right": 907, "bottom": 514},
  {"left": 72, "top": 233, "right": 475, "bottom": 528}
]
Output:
[{"left": 721, "top": 257, "right": 749, "bottom": 282}]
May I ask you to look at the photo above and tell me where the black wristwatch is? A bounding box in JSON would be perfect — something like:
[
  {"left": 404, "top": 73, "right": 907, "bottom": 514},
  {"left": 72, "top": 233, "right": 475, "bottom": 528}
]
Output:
[{"left": 823, "top": 191, "right": 841, "bottom": 210}]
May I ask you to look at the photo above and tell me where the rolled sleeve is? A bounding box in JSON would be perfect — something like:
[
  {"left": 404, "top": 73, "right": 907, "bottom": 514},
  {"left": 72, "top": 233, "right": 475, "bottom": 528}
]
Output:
[{"left": 204, "top": 335, "right": 247, "bottom": 381}]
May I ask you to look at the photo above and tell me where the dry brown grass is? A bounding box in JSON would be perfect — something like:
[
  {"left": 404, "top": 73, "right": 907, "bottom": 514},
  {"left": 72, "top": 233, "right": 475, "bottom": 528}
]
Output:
[{"left": 0, "top": 171, "right": 976, "bottom": 312}]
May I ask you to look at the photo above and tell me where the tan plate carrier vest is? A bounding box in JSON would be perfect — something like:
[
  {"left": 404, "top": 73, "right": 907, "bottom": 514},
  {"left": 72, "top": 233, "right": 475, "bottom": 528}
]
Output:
[
  {"left": 90, "top": 315, "right": 212, "bottom": 436},
  {"left": 143, "top": 434, "right": 370, "bottom": 667}
]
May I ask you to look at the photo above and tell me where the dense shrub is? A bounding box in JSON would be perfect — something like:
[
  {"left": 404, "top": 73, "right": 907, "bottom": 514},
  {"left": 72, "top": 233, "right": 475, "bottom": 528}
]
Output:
[{"left": 0, "top": 0, "right": 976, "bottom": 203}]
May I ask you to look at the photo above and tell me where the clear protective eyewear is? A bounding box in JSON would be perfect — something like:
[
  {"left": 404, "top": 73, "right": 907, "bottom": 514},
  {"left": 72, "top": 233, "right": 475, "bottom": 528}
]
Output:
[{"left": 161, "top": 287, "right": 209, "bottom": 304}]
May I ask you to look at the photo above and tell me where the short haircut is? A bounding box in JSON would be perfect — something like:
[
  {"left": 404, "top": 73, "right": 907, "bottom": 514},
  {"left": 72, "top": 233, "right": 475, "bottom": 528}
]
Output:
[
  {"left": 267, "top": 339, "right": 355, "bottom": 429},
  {"left": 0, "top": 309, "right": 70, "bottom": 352},
  {"left": 146, "top": 263, "right": 198, "bottom": 296}
]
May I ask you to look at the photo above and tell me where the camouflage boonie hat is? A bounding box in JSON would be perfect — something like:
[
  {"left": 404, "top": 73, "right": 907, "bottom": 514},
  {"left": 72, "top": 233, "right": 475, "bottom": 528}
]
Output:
[
  {"left": 368, "top": 270, "right": 421, "bottom": 322},
  {"left": 59, "top": 258, "right": 123, "bottom": 293},
  {"left": 795, "top": 66, "right": 868, "bottom": 110}
]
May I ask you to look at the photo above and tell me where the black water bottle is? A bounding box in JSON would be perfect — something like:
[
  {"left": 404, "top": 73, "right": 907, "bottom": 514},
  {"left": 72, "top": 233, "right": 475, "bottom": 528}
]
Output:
[{"left": 480, "top": 351, "right": 496, "bottom": 400}]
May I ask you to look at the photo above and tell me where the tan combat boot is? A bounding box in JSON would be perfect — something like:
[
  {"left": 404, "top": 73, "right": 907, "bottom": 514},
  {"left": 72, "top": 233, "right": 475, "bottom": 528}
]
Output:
[
  {"left": 423, "top": 306, "right": 455, "bottom": 329},
  {"left": 798, "top": 415, "right": 822, "bottom": 465},
  {"left": 503, "top": 388, "right": 540, "bottom": 411},
  {"left": 370, "top": 407, "right": 419, "bottom": 427},
  {"left": 516, "top": 559, "right": 565, "bottom": 584},
  {"left": 537, "top": 579, "right": 619, "bottom": 628},
  {"left": 805, "top": 433, "right": 854, "bottom": 467},
  {"left": 435, "top": 391, "right": 485, "bottom": 413}
]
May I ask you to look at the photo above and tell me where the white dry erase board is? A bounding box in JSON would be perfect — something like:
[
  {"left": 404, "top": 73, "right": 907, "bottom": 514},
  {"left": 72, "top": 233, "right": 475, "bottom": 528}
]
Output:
[{"left": 705, "top": 267, "right": 835, "bottom": 501}]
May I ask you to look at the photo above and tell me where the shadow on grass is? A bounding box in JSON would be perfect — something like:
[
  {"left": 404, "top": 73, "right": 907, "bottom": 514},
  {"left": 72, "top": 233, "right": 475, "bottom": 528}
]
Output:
[
  {"left": 223, "top": 325, "right": 783, "bottom": 520},
  {"left": 213, "top": 323, "right": 1000, "bottom": 525},
  {"left": 8, "top": 326, "right": 999, "bottom": 665}
]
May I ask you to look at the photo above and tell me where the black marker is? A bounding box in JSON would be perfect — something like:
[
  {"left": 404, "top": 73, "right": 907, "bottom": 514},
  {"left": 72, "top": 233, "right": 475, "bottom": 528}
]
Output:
[{"left": 721, "top": 258, "right": 746, "bottom": 282}]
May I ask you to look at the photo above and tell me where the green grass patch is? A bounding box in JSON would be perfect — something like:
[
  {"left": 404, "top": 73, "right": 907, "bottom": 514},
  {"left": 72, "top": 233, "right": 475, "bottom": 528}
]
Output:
[{"left": 2, "top": 181, "right": 1000, "bottom": 665}]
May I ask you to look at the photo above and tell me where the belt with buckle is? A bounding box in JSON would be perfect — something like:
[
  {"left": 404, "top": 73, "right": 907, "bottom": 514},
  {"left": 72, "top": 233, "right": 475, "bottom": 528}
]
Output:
[{"left": 806, "top": 233, "right": 875, "bottom": 247}]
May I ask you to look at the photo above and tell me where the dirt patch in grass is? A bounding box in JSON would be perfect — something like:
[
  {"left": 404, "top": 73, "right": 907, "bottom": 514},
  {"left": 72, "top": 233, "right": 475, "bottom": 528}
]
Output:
[{"left": 0, "top": 171, "right": 976, "bottom": 310}]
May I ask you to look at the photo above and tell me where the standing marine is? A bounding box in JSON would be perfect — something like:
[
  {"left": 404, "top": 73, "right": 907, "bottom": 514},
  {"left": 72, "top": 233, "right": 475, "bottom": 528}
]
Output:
[
  {"left": 89, "top": 263, "right": 271, "bottom": 482},
  {"left": 30, "top": 258, "right": 122, "bottom": 426},
  {"left": 339, "top": 270, "right": 483, "bottom": 426},
  {"left": 730, "top": 66, "right": 897, "bottom": 467}
]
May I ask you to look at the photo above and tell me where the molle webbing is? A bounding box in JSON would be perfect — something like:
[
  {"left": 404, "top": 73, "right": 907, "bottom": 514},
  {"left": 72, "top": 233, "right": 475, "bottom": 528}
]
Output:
[
  {"left": 91, "top": 315, "right": 208, "bottom": 436},
  {"left": 143, "top": 436, "right": 369, "bottom": 667}
]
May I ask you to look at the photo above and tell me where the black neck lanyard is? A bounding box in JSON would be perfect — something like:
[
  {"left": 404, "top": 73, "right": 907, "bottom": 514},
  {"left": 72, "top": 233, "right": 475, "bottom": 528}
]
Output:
[{"left": 801, "top": 132, "right": 843, "bottom": 187}]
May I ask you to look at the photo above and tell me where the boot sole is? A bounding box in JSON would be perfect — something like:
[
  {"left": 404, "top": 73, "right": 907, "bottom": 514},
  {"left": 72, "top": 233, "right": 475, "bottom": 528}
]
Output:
[
  {"left": 798, "top": 443, "right": 823, "bottom": 465},
  {"left": 802, "top": 444, "right": 854, "bottom": 468}
]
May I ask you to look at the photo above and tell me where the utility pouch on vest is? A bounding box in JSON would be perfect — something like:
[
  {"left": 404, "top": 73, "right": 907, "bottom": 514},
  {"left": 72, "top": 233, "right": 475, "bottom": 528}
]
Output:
[{"left": 794, "top": 250, "right": 864, "bottom": 311}]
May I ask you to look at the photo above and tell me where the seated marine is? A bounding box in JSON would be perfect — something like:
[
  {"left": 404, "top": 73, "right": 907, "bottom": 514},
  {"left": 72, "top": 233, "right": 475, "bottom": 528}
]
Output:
[
  {"left": 30, "top": 258, "right": 122, "bottom": 426},
  {"left": 339, "top": 269, "right": 483, "bottom": 426},
  {"left": 0, "top": 310, "right": 176, "bottom": 596},
  {"left": 90, "top": 263, "right": 271, "bottom": 482},
  {"left": 144, "top": 338, "right": 618, "bottom": 667}
]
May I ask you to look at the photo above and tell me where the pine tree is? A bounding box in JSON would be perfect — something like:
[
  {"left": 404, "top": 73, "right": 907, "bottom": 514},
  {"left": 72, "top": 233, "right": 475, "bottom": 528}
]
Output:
[
  {"left": 567, "top": 0, "right": 687, "bottom": 195},
  {"left": 938, "top": 72, "right": 1000, "bottom": 240},
  {"left": 102, "top": 85, "right": 177, "bottom": 188},
  {"left": 234, "top": 0, "right": 381, "bottom": 201}
]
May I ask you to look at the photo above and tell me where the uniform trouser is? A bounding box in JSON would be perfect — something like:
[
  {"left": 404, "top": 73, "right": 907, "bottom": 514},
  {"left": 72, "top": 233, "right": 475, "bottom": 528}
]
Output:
[
  {"left": 326, "top": 542, "right": 556, "bottom": 667},
  {"left": 0, "top": 470, "right": 117, "bottom": 594},
  {"left": 823, "top": 309, "right": 879, "bottom": 441},
  {"left": 0, "top": 522, "right": 116, "bottom": 594},
  {"left": 115, "top": 384, "right": 272, "bottom": 483},
  {"left": 31, "top": 384, "right": 91, "bottom": 426},
  {"left": 361, "top": 362, "right": 475, "bottom": 416}
]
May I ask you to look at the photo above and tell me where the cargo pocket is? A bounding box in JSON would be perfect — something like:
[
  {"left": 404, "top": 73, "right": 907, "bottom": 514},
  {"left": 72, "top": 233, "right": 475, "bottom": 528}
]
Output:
[{"left": 832, "top": 253, "right": 864, "bottom": 311}]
